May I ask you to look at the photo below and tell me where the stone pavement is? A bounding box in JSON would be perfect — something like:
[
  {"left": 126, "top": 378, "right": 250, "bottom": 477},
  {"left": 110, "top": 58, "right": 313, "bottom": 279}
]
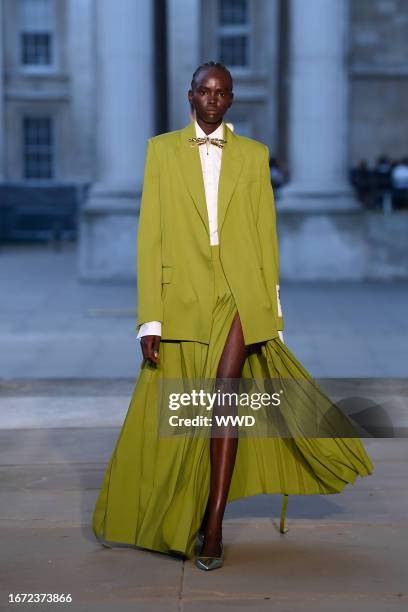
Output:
[
  {"left": 0, "top": 243, "right": 407, "bottom": 610},
  {"left": 0, "top": 242, "right": 408, "bottom": 378},
  {"left": 0, "top": 406, "right": 407, "bottom": 611}
]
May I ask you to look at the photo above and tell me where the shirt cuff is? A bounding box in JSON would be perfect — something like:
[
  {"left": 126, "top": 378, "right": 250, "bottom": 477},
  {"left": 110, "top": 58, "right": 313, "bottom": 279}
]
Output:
[
  {"left": 137, "top": 321, "right": 162, "bottom": 338},
  {"left": 276, "top": 284, "right": 283, "bottom": 317}
]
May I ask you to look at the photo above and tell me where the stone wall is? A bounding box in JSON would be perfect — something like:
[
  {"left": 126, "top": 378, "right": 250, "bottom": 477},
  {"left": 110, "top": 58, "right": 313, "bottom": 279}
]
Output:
[
  {"left": 350, "top": 0, "right": 408, "bottom": 164},
  {"left": 278, "top": 210, "right": 408, "bottom": 280}
]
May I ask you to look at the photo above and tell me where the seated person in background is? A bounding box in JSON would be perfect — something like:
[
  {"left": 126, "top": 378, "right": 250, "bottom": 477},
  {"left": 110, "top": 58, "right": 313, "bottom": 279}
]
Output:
[
  {"left": 269, "top": 156, "right": 286, "bottom": 192},
  {"left": 391, "top": 156, "right": 408, "bottom": 209},
  {"left": 350, "top": 159, "right": 372, "bottom": 206},
  {"left": 391, "top": 157, "right": 408, "bottom": 189}
]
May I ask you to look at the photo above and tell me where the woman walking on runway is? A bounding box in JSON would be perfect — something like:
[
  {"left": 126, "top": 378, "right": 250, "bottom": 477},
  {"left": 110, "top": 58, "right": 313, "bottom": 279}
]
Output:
[{"left": 92, "top": 61, "right": 374, "bottom": 571}]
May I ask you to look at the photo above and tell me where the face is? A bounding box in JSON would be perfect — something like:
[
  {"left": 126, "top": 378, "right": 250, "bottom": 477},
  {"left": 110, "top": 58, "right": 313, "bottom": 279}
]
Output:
[{"left": 188, "top": 68, "right": 233, "bottom": 127}]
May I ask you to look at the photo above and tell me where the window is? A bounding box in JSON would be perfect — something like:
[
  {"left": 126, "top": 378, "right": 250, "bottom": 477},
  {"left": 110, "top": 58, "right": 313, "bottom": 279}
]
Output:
[
  {"left": 18, "top": 0, "right": 54, "bottom": 66},
  {"left": 217, "top": 0, "right": 250, "bottom": 67},
  {"left": 23, "top": 117, "right": 54, "bottom": 180}
]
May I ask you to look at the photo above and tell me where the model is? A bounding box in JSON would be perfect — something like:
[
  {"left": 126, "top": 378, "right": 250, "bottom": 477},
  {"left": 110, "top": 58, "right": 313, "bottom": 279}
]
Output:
[{"left": 92, "top": 61, "right": 374, "bottom": 571}]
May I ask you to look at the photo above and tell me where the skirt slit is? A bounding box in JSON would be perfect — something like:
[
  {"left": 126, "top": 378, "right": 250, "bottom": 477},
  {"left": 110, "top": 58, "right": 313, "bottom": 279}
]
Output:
[{"left": 92, "top": 245, "right": 374, "bottom": 560}]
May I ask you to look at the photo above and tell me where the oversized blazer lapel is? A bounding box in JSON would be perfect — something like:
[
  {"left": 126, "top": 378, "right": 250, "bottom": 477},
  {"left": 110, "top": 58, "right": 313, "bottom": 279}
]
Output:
[
  {"left": 177, "top": 121, "right": 244, "bottom": 239},
  {"left": 217, "top": 122, "right": 244, "bottom": 236},
  {"left": 178, "top": 121, "right": 208, "bottom": 236}
]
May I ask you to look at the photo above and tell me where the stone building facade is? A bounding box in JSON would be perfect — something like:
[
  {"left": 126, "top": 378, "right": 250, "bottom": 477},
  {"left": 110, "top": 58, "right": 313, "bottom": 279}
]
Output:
[{"left": 0, "top": 0, "right": 407, "bottom": 279}]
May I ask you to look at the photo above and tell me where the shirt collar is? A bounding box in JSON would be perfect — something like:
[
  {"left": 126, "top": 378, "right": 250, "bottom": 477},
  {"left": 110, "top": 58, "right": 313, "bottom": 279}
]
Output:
[{"left": 194, "top": 119, "right": 225, "bottom": 140}]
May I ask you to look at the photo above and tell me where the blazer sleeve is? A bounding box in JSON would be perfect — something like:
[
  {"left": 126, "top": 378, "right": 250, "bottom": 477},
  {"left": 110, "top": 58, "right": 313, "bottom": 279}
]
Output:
[
  {"left": 136, "top": 138, "right": 163, "bottom": 332},
  {"left": 257, "top": 145, "right": 284, "bottom": 332}
]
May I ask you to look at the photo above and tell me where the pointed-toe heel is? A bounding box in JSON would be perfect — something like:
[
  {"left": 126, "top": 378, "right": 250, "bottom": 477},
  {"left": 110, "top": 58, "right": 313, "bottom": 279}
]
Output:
[{"left": 195, "top": 542, "right": 224, "bottom": 571}]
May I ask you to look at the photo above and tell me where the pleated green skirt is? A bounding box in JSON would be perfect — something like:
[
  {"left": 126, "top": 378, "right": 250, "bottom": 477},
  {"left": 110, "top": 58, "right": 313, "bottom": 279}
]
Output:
[{"left": 92, "top": 244, "right": 374, "bottom": 560}]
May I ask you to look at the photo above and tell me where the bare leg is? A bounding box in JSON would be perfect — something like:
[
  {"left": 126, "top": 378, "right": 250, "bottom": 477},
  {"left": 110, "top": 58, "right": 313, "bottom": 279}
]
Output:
[{"left": 199, "top": 311, "right": 247, "bottom": 557}]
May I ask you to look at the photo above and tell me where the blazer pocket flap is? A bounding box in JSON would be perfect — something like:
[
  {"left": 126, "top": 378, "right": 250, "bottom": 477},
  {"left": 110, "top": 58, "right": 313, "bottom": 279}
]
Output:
[{"left": 162, "top": 266, "right": 173, "bottom": 284}]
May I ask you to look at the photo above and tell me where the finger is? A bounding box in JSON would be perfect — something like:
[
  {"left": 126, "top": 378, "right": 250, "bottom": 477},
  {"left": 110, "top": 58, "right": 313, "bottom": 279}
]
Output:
[
  {"left": 140, "top": 338, "right": 149, "bottom": 361},
  {"left": 143, "top": 335, "right": 160, "bottom": 366},
  {"left": 153, "top": 337, "right": 161, "bottom": 363}
]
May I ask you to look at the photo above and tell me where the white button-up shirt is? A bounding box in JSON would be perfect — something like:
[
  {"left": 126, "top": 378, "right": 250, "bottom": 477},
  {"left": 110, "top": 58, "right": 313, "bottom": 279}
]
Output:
[
  {"left": 137, "top": 120, "right": 284, "bottom": 342},
  {"left": 195, "top": 119, "right": 224, "bottom": 246}
]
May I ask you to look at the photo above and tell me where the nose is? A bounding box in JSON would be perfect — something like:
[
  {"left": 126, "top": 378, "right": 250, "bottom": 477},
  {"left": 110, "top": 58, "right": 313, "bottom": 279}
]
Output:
[{"left": 207, "top": 92, "right": 217, "bottom": 106}]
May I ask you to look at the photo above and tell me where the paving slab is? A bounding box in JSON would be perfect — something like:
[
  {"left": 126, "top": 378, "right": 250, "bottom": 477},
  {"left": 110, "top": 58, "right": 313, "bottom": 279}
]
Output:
[
  {"left": 184, "top": 522, "right": 408, "bottom": 599},
  {"left": 1, "top": 523, "right": 407, "bottom": 611},
  {"left": 1, "top": 378, "right": 407, "bottom": 434},
  {"left": 0, "top": 525, "right": 181, "bottom": 611},
  {"left": 1, "top": 244, "right": 408, "bottom": 377},
  {"left": 0, "top": 420, "right": 407, "bottom": 611},
  {"left": 2, "top": 403, "right": 407, "bottom": 612}
]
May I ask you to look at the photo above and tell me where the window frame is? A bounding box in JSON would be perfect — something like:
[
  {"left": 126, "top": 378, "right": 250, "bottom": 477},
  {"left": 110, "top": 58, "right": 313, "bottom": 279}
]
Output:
[
  {"left": 216, "top": 0, "right": 254, "bottom": 73},
  {"left": 16, "top": 0, "right": 58, "bottom": 74},
  {"left": 21, "top": 114, "right": 55, "bottom": 182}
]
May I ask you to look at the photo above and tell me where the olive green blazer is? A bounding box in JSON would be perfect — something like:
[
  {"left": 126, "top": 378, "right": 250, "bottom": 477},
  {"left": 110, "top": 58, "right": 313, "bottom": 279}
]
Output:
[{"left": 136, "top": 120, "right": 284, "bottom": 345}]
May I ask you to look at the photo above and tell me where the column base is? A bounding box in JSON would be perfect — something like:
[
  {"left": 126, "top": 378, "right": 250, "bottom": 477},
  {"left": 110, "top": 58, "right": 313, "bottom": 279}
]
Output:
[
  {"left": 78, "top": 186, "right": 140, "bottom": 281},
  {"left": 277, "top": 209, "right": 408, "bottom": 280},
  {"left": 278, "top": 184, "right": 360, "bottom": 212}
]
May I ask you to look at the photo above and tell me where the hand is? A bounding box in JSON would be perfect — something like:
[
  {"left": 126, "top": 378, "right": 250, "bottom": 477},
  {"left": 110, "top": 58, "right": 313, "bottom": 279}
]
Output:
[{"left": 140, "top": 334, "right": 161, "bottom": 366}]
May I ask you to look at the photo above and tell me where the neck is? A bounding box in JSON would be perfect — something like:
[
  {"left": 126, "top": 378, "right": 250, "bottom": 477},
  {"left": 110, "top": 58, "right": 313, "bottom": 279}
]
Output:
[{"left": 195, "top": 117, "right": 223, "bottom": 135}]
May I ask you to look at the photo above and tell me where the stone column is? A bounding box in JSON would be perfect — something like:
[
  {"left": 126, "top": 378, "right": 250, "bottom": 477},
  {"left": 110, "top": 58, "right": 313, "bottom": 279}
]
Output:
[
  {"left": 67, "top": 0, "right": 95, "bottom": 182},
  {"left": 167, "top": 0, "right": 201, "bottom": 130},
  {"left": 78, "top": 0, "right": 154, "bottom": 279},
  {"left": 0, "top": 0, "right": 5, "bottom": 181},
  {"left": 281, "top": 0, "right": 357, "bottom": 211}
]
